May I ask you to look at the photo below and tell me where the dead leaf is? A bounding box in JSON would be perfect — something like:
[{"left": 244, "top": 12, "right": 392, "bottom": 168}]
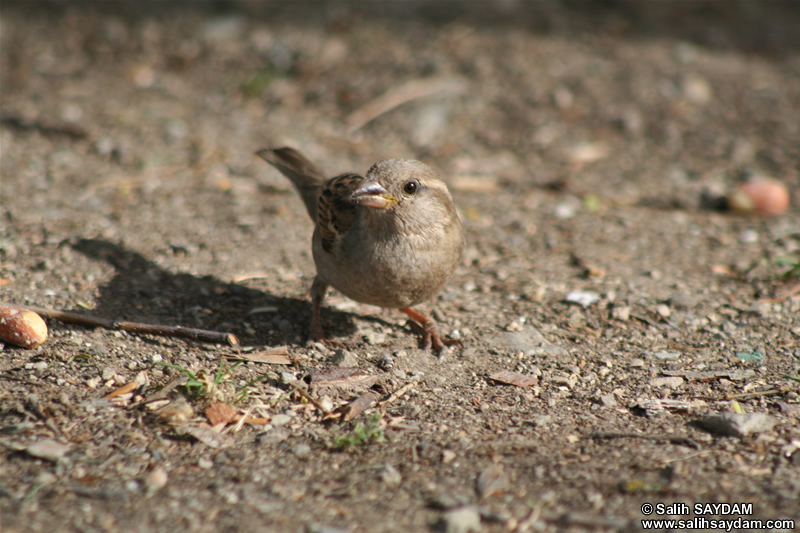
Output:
[
  {"left": 227, "top": 346, "right": 292, "bottom": 364},
  {"left": 104, "top": 381, "right": 138, "bottom": 399},
  {"left": 205, "top": 403, "right": 237, "bottom": 426},
  {"left": 489, "top": 370, "right": 538, "bottom": 388},
  {"left": 340, "top": 392, "right": 378, "bottom": 422}
]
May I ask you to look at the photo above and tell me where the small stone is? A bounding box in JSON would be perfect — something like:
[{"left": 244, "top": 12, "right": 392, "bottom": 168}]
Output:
[
  {"left": 363, "top": 330, "right": 386, "bottom": 345},
  {"left": 550, "top": 374, "right": 578, "bottom": 389},
  {"left": 565, "top": 291, "right": 600, "bottom": 308},
  {"left": 697, "top": 413, "right": 778, "bottom": 438},
  {"left": 35, "top": 470, "right": 58, "bottom": 485},
  {"left": 280, "top": 372, "right": 299, "bottom": 385},
  {"left": 331, "top": 349, "right": 358, "bottom": 367},
  {"left": 682, "top": 74, "right": 712, "bottom": 105},
  {"left": 271, "top": 414, "right": 292, "bottom": 427},
  {"left": 197, "top": 457, "right": 213, "bottom": 469},
  {"left": 629, "top": 358, "right": 645, "bottom": 368},
  {"left": 292, "top": 443, "right": 312, "bottom": 459},
  {"left": 32, "top": 361, "right": 48, "bottom": 371},
  {"left": 653, "top": 351, "right": 681, "bottom": 360},
  {"left": 144, "top": 467, "right": 168, "bottom": 494},
  {"left": 278, "top": 319, "right": 294, "bottom": 335},
  {"left": 443, "top": 505, "right": 481, "bottom": 533},
  {"left": 598, "top": 394, "right": 617, "bottom": 407},
  {"left": 318, "top": 396, "right": 334, "bottom": 413},
  {"left": 442, "top": 449, "right": 457, "bottom": 464},
  {"left": 669, "top": 294, "right": 698, "bottom": 310},
  {"left": 554, "top": 201, "right": 577, "bottom": 219},
  {"left": 655, "top": 304, "right": 671, "bottom": 318},
  {"left": 650, "top": 376, "right": 684, "bottom": 389},
  {"left": 26, "top": 439, "right": 70, "bottom": 462},
  {"left": 739, "top": 229, "right": 759, "bottom": 243},
  {"left": 307, "top": 525, "right": 352, "bottom": 533},
  {"left": 101, "top": 367, "right": 117, "bottom": 381},
  {"left": 381, "top": 464, "right": 402, "bottom": 486},
  {"left": 611, "top": 305, "right": 630, "bottom": 321}
]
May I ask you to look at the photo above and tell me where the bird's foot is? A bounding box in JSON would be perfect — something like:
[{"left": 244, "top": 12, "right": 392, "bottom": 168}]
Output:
[{"left": 401, "top": 307, "right": 461, "bottom": 359}]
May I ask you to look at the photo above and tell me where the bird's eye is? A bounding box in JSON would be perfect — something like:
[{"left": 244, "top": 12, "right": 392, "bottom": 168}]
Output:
[{"left": 403, "top": 180, "right": 419, "bottom": 195}]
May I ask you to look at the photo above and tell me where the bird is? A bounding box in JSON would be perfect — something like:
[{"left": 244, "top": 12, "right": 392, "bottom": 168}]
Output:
[{"left": 256, "top": 146, "right": 464, "bottom": 356}]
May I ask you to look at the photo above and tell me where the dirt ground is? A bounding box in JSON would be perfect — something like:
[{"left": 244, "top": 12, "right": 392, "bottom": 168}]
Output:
[{"left": 2, "top": 1, "right": 800, "bottom": 532}]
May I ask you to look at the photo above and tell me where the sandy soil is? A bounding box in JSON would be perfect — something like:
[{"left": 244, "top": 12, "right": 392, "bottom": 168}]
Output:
[{"left": 1, "top": 2, "right": 800, "bottom": 532}]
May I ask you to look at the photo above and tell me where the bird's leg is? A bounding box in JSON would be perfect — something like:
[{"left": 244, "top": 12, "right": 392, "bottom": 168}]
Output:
[
  {"left": 310, "top": 277, "right": 342, "bottom": 348},
  {"left": 400, "top": 307, "right": 460, "bottom": 358}
]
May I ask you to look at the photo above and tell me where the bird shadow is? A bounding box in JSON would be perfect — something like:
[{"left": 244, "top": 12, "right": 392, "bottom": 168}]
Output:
[{"left": 69, "top": 238, "right": 360, "bottom": 347}]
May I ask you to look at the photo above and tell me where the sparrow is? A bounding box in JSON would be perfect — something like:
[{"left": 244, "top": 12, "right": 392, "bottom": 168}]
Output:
[{"left": 256, "top": 147, "right": 464, "bottom": 355}]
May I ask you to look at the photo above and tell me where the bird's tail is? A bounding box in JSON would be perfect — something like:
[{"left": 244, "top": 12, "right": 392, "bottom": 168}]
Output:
[{"left": 256, "top": 147, "right": 327, "bottom": 222}]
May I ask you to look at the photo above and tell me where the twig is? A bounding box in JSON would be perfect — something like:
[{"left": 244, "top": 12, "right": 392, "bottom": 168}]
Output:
[
  {"left": 1, "top": 112, "right": 89, "bottom": 139},
  {"left": 379, "top": 381, "right": 416, "bottom": 408},
  {"left": 8, "top": 303, "right": 239, "bottom": 346},
  {"left": 724, "top": 386, "right": 790, "bottom": 400},
  {"left": 758, "top": 282, "right": 800, "bottom": 303},
  {"left": 293, "top": 386, "right": 333, "bottom": 417},
  {"left": 589, "top": 431, "right": 699, "bottom": 449},
  {"left": 346, "top": 76, "right": 465, "bottom": 132}
]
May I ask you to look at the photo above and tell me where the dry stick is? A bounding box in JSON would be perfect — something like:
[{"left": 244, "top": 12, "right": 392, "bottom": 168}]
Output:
[
  {"left": 346, "top": 76, "right": 466, "bottom": 133},
  {"left": 589, "top": 431, "right": 699, "bottom": 449},
  {"left": 293, "top": 386, "right": 333, "bottom": 417},
  {"left": 0, "top": 112, "right": 90, "bottom": 140},
  {"left": 11, "top": 304, "right": 239, "bottom": 346},
  {"left": 379, "top": 381, "right": 416, "bottom": 408},
  {"left": 724, "top": 386, "right": 790, "bottom": 401}
]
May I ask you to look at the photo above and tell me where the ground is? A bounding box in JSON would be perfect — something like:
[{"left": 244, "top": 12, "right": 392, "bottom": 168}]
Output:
[{"left": 1, "top": 2, "right": 800, "bottom": 532}]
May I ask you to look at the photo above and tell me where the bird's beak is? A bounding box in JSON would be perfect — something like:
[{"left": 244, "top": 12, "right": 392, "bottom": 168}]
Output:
[{"left": 350, "top": 179, "right": 397, "bottom": 209}]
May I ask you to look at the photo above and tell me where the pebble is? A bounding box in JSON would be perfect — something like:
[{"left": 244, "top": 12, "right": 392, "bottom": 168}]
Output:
[
  {"left": 26, "top": 439, "right": 69, "bottom": 462},
  {"left": 598, "top": 394, "right": 617, "bottom": 407},
  {"left": 144, "top": 467, "right": 168, "bottom": 494},
  {"left": 35, "top": 470, "right": 58, "bottom": 485},
  {"left": 381, "top": 464, "right": 402, "bottom": 486},
  {"left": 628, "top": 358, "right": 645, "bottom": 367},
  {"left": 307, "top": 525, "right": 351, "bottom": 533},
  {"left": 565, "top": 291, "right": 600, "bottom": 308},
  {"left": 363, "top": 330, "right": 386, "bottom": 345},
  {"left": 491, "top": 329, "right": 546, "bottom": 355},
  {"left": 655, "top": 304, "right": 671, "bottom": 318},
  {"left": 332, "top": 349, "right": 358, "bottom": 367},
  {"left": 739, "top": 229, "right": 759, "bottom": 243},
  {"left": 292, "top": 443, "right": 312, "bottom": 459},
  {"left": 271, "top": 414, "right": 292, "bottom": 427},
  {"left": 197, "top": 457, "right": 213, "bottom": 469},
  {"left": 280, "top": 372, "right": 298, "bottom": 384},
  {"left": 650, "top": 376, "right": 684, "bottom": 389},
  {"left": 653, "top": 351, "right": 681, "bottom": 360},
  {"left": 697, "top": 413, "right": 778, "bottom": 438},
  {"left": 278, "top": 319, "right": 294, "bottom": 335},
  {"left": 611, "top": 305, "right": 631, "bottom": 321},
  {"left": 443, "top": 505, "right": 481, "bottom": 533},
  {"left": 554, "top": 201, "right": 577, "bottom": 219},
  {"left": 669, "top": 293, "right": 698, "bottom": 310}
]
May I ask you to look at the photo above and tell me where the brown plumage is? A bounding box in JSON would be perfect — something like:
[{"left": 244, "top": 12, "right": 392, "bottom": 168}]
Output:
[{"left": 256, "top": 147, "right": 464, "bottom": 355}]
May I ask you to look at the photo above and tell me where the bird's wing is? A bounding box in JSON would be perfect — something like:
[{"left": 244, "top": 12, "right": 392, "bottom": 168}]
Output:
[{"left": 317, "top": 173, "right": 363, "bottom": 253}]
